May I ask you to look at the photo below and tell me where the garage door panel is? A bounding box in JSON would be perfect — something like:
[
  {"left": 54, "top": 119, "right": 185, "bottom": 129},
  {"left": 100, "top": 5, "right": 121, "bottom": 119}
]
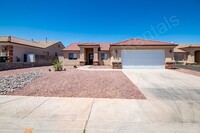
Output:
[{"left": 121, "top": 50, "right": 165, "bottom": 69}]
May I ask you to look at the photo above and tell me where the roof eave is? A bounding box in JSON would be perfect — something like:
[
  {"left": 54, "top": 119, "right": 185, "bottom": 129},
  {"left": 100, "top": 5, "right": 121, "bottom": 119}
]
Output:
[
  {"left": 110, "top": 44, "right": 178, "bottom": 46},
  {"left": 0, "top": 41, "right": 46, "bottom": 49}
]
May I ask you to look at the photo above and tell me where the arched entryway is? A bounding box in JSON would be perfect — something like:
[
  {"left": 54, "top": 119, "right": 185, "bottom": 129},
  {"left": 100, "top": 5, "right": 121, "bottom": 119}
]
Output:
[{"left": 195, "top": 50, "right": 200, "bottom": 63}]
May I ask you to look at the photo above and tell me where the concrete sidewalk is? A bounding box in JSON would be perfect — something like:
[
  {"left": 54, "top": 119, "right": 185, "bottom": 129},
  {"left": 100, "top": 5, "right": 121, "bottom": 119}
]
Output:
[{"left": 0, "top": 95, "right": 200, "bottom": 133}]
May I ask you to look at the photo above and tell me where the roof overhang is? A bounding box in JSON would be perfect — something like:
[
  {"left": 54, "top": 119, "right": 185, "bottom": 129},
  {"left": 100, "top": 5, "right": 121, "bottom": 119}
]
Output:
[
  {"left": 109, "top": 45, "right": 178, "bottom": 50},
  {"left": 110, "top": 44, "right": 178, "bottom": 46},
  {"left": 77, "top": 45, "right": 100, "bottom": 48},
  {"left": 0, "top": 41, "right": 45, "bottom": 49}
]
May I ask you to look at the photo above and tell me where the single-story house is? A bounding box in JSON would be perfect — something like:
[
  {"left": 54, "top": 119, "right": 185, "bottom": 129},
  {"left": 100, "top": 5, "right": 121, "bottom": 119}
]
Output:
[
  {"left": 0, "top": 36, "right": 65, "bottom": 63},
  {"left": 174, "top": 44, "right": 200, "bottom": 64},
  {"left": 62, "top": 38, "right": 177, "bottom": 69}
]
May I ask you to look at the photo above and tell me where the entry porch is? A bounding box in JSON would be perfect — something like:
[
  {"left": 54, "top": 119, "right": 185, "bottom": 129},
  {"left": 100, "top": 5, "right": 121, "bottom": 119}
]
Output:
[{"left": 78, "top": 43, "right": 100, "bottom": 66}]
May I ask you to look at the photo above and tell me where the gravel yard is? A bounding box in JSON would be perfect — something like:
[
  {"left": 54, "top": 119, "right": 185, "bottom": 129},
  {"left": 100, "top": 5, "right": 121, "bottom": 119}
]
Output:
[
  {"left": 89, "top": 65, "right": 112, "bottom": 69},
  {"left": 0, "top": 66, "right": 47, "bottom": 77},
  {"left": 0, "top": 71, "right": 43, "bottom": 94},
  {"left": 2, "top": 66, "right": 145, "bottom": 99}
]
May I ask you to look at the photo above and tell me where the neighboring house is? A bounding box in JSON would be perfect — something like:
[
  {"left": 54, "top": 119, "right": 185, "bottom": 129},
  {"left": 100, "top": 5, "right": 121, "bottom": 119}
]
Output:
[
  {"left": 174, "top": 44, "right": 200, "bottom": 64},
  {"left": 62, "top": 38, "right": 177, "bottom": 69},
  {"left": 0, "top": 36, "right": 65, "bottom": 63}
]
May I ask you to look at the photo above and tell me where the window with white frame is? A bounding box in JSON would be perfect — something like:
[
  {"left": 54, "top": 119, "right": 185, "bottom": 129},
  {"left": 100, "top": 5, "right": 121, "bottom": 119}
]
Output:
[
  {"left": 101, "top": 53, "right": 108, "bottom": 60},
  {"left": 69, "top": 53, "right": 77, "bottom": 60}
]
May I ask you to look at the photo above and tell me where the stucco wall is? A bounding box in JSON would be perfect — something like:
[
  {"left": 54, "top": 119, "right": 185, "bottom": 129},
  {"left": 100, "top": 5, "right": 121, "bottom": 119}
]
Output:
[
  {"left": 46, "top": 42, "right": 64, "bottom": 56},
  {"left": 110, "top": 49, "right": 121, "bottom": 64},
  {"left": 60, "top": 51, "right": 80, "bottom": 66},
  {"left": 165, "top": 48, "right": 175, "bottom": 62},
  {"left": 177, "top": 48, "right": 200, "bottom": 64},
  {"left": 13, "top": 45, "right": 45, "bottom": 62},
  {"left": 98, "top": 51, "right": 111, "bottom": 65}
]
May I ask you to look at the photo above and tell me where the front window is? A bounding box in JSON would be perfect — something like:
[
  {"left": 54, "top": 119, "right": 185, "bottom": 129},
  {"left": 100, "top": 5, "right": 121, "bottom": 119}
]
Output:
[
  {"left": 69, "top": 53, "right": 77, "bottom": 60},
  {"left": 174, "top": 54, "right": 184, "bottom": 61},
  {"left": 101, "top": 53, "right": 108, "bottom": 60}
]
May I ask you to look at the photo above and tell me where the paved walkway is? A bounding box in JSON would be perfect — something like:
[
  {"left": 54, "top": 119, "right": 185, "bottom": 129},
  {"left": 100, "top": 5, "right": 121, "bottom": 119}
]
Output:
[
  {"left": 0, "top": 95, "right": 200, "bottom": 132},
  {"left": 0, "top": 69, "right": 200, "bottom": 132}
]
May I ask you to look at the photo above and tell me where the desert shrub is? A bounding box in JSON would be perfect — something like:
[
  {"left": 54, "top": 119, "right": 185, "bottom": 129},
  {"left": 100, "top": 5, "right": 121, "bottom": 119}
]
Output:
[{"left": 53, "top": 60, "right": 63, "bottom": 71}]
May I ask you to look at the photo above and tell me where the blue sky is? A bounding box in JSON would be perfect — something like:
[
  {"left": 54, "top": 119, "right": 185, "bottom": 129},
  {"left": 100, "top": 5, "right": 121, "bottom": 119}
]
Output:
[{"left": 0, "top": 0, "right": 200, "bottom": 46}]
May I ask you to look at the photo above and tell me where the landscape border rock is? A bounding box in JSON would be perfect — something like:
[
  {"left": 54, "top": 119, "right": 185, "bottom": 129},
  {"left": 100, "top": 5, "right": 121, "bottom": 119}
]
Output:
[{"left": 0, "top": 70, "right": 44, "bottom": 95}]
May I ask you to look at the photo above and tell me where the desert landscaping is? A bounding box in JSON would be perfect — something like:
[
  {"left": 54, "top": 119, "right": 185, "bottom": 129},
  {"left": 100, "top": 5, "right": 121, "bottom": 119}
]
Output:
[{"left": 0, "top": 66, "right": 146, "bottom": 99}]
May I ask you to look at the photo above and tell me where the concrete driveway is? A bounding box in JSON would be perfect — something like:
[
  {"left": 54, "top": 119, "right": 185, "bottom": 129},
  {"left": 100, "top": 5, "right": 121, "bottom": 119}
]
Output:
[
  {"left": 122, "top": 69, "right": 200, "bottom": 100},
  {"left": 0, "top": 69, "right": 200, "bottom": 133}
]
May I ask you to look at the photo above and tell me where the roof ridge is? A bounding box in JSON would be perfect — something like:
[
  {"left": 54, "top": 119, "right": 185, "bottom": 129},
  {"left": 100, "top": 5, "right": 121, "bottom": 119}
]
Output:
[
  {"left": 10, "top": 36, "right": 41, "bottom": 44},
  {"left": 144, "top": 38, "right": 174, "bottom": 44},
  {"left": 7, "top": 36, "right": 59, "bottom": 44},
  {"left": 0, "top": 35, "right": 62, "bottom": 49},
  {"left": 112, "top": 37, "right": 175, "bottom": 45}
]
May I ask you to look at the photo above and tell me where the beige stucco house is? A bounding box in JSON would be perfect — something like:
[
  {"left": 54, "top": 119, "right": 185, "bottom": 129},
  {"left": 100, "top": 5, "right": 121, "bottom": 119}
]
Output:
[
  {"left": 0, "top": 36, "right": 65, "bottom": 63},
  {"left": 62, "top": 38, "right": 177, "bottom": 69},
  {"left": 174, "top": 44, "right": 200, "bottom": 64}
]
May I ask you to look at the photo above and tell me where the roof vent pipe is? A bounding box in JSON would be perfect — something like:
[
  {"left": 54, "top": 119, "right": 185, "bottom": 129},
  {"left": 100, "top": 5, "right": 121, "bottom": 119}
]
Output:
[{"left": 8, "top": 36, "right": 11, "bottom": 42}]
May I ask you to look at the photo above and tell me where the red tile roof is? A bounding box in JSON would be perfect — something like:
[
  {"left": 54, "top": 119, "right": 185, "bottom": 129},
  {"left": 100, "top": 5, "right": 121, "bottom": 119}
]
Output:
[
  {"left": 63, "top": 38, "right": 178, "bottom": 51},
  {"left": 78, "top": 42, "right": 100, "bottom": 46},
  {"left": 63, "top": 42, "right": 81, "bottom": 51},
  {"left": 100, "top": 43, "right": 111, "bottom": 50},
  {"left": 111, "top": 38, "right": 177, "bottom": 46},
  {"left": 63, "top": 42, "right": 111, "bottom": 51}
]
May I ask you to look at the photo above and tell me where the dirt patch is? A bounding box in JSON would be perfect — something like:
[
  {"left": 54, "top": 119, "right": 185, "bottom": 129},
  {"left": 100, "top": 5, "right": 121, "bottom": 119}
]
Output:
[{"left": 6, "top": 67, "right": 145, "bottom": 99}]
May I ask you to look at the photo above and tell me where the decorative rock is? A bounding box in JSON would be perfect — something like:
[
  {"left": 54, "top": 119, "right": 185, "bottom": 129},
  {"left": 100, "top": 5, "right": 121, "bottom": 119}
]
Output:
[{"left": 0, "top": 70, "right": 43, "bottom": 95}]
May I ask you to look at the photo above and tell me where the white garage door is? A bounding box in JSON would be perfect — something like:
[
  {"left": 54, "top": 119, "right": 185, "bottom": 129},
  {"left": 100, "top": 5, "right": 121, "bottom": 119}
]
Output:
[{"left": 121, "top": 50, "right": 165, "bottom": 69}]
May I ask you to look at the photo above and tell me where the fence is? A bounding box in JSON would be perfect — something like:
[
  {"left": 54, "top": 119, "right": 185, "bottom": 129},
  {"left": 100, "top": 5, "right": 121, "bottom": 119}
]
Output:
[{"left": 0, "top": 55, "right": 56, "bottom": 71}]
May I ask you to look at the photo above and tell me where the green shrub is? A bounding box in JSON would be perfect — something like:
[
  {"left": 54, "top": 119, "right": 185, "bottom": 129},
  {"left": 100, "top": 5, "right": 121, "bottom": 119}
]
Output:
[
  {"left": 53, "top": 60, "right": 63, "bottom": 71},
  {"left": 175, "top": 61, "right": 184, "bottom": 65}
]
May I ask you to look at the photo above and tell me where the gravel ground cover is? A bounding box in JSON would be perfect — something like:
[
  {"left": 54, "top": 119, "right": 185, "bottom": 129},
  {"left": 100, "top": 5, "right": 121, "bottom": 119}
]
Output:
[
  {"left": 7, "top": 67, "right": 145, "bottom": 99},
  {"left": 0, "top": 70, "right": 43, "bottom": 94},
  {"left": 0, "top": 66, "right": 48, "bottom": 77},
  {"left": 89, "top": 65, "right": 112, "bottom": 69},
  {"left": 173, "top": 68, "right": 200, "bottom": 77}
]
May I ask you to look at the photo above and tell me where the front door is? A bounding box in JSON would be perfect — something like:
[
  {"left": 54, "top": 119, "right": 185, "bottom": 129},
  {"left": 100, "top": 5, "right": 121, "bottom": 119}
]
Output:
[{"left": 88, "top": 53, "right": 93, "bottom": 65}]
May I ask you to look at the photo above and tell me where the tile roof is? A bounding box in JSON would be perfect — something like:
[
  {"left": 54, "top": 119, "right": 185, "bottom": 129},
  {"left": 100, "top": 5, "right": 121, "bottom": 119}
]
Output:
[
  {"left": 174, "top": 44, "right": 200, "bottom": 52},
  {"left": 78, "top": 42, "right": 100, "bottom": 46},
  {"left": 100, "top": 43, "right": 111, "bottom": 50},
  {"left": 0, "top": 36, "right": 60, "bottom": 49},
  {"left": 174, "top": 48, "right": 186, "bottom": 52},
  {"left": 63, "top": 42, "right": 111, "bottom": 51},
  {"left": 111, "top": 38, "right": 177, "bottom": 46},
  {"left": 63, "top": 42, "right": 81, "bottom": 51},
  {"left": 178, "top": 44, "right": 200, "bottom": 48}
]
